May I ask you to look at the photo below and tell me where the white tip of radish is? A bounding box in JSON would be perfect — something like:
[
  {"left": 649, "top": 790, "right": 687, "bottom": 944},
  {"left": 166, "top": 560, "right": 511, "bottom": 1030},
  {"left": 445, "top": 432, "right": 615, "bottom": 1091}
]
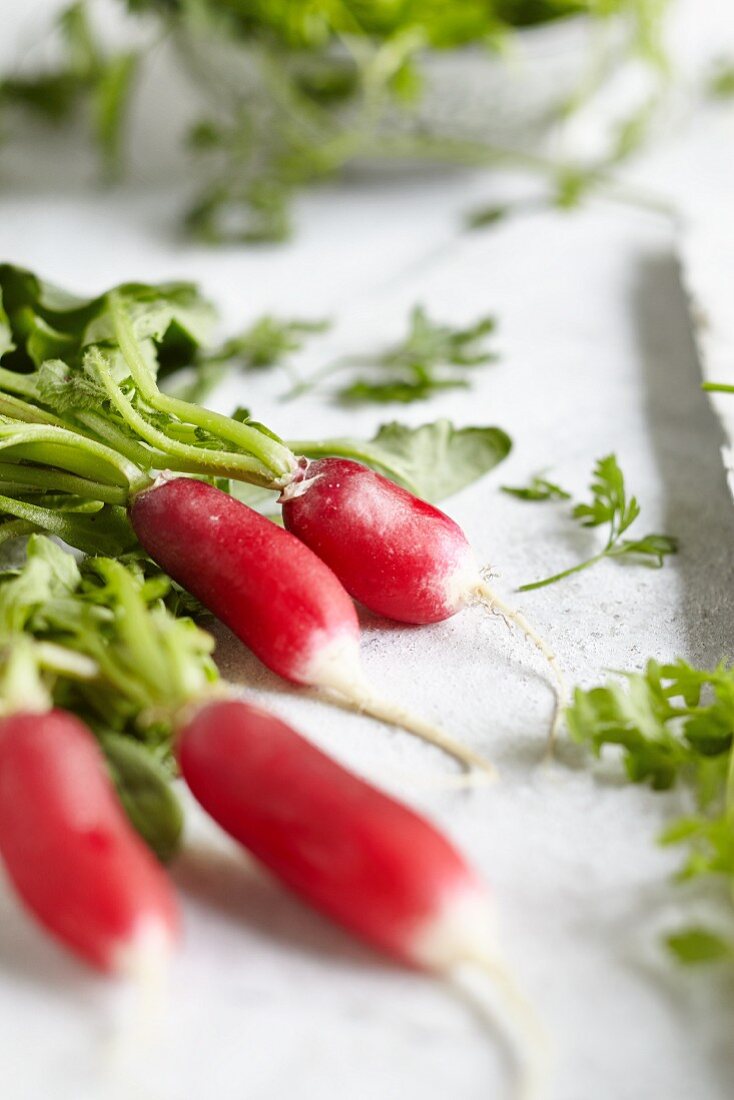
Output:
[
  {"left": 413, "top": 890, "right": 551, "bottom": 1099},
  {"left": 301, "top": 632, "right": 366, "bottom": 694},
  {"left": 107, "top": 919, "right": 175, "bottom": 1066}
]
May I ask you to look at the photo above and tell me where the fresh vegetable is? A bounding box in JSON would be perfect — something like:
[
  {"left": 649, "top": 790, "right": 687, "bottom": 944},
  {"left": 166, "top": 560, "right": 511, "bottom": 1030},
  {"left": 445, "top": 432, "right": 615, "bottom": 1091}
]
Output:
[
  {"left": 178, "top": 695, "right": 547, "bottom": 1089},
  {"left": 281, "top": 457, "right": 567, "bottom": 737},
  {"left": 287, "top": 306, "right": 498, "bottom": 404},
  {"left": 0, "top": 641, "right": 179, "bottom": 972},
  {"left": 1, "top": 1, "right": 671, "bottom": 242},
  {"left": 567, "top": 659, "right": 734, "bottom": 964},
  {"left": 130, "top": 475, "right": 494, "bottom": 776},
  {"left": 0, "top": 268, "right": 537, "bottom": 756},
  {"left": 510, "top": 455, "right": 677, "bottom": 591},
  {"left": 0, "top": 537, "right": 544, "bottom": 1086},
  {"left": 0, "top": 533, "right": 218, "bottom": 857}
]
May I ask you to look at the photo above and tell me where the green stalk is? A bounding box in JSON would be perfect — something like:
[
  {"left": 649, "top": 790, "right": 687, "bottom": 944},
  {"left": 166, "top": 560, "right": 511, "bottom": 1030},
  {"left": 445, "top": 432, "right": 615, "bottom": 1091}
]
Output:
[
  {"left": 0, "top": 639, "right": 51, "bottom": 715},
  {"left": 519, "top": 553, "right": 605, "bottom": 592},
  {"left": 0, "top": 495, "right": 133, "bottom": 556},
  {"left": 0, "top": 393, "right": 67, "bottom": 427},
  {"left": 108, "top": 293, "right": 296, "bottom": 479},
  {"left": 34, "top": 641, "right": 99, "bottom": 682},
  {"left": 74, "top": 409, "right": 172, "bottom": 470},
  {"left": 0, "top": 519, "right": 40, "bottom": 545},
  {"left": 93, "top": 559, "right": 176, "bottom": 703},
  {"left": 703, "top": 383, "right": 734, "bottom": 395},
  {"left": 0, "top": 422, "right": 148, "bottom": 492},
  {"left": 0, "top": 462, "right": 128, "bottom": 504},
  {"left": 0, "top": 368, "right": 41, "bottom": 401},
  {"left": 88, "top": 348, "right": 285, "bottom": 488}
]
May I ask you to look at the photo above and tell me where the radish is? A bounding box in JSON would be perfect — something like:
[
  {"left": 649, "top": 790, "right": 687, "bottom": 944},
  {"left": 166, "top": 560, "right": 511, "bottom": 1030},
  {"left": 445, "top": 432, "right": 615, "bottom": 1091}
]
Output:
[
  {"left": 281, "top": 458, "right": 567, "bottom": 739},
  {"left": 178, "top": 696, "right": 548, "bottom": 1095},
  {"left": 0, "top": 706, "right": 179, "bottom": 973},
  {"left": 129, "top": 475, "right": 495, "bottom": 779}
]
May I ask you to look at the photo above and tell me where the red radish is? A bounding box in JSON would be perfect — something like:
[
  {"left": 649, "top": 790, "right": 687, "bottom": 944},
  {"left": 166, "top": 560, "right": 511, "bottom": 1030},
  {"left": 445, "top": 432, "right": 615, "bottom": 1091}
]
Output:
[
  {"left": 0, "top": 708, "right": 179, "bottom": 973},
  {"left": 130, "top": 475, "right": 494, "bottom": 778},
  {"left": 281, "top": 458, "right": 567, "bottom": 739},
  {"left": 178, "top": 697, "right": 548, "bottom": 1094}
]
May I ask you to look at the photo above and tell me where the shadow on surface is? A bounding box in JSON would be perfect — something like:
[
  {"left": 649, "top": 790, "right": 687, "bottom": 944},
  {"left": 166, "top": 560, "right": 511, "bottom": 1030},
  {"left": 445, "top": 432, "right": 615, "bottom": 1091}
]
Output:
[
  {"left": 633, "top": 249, "right": 734, "bottom": 666},
  {"left": 171, "top": 840, "right": 395, "bottom": 977},
  {"left": 630, "top": 246, "right": 734, "bottom": 1095}
]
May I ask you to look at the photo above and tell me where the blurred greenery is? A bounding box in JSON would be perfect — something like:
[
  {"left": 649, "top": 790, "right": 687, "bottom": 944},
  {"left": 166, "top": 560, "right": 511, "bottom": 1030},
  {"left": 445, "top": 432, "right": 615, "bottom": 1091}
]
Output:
[{"left": 0, "top": 0, "right": 672, "bottom": 241}]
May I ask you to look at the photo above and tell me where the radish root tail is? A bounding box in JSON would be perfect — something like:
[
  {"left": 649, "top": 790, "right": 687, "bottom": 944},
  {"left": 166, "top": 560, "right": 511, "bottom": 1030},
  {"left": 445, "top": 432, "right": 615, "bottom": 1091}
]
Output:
[
  {"left": 450, "top": 951, "right": 552, "bottom": 1100},
  {"left": 475, "top": 583, "right": 568, "bottom": 752},
  {"left": 324, "top": 684, "right": 498, "bottom": 784},
  {"left": 109, "top": 934, "right": 171, "bottom": 1067}
]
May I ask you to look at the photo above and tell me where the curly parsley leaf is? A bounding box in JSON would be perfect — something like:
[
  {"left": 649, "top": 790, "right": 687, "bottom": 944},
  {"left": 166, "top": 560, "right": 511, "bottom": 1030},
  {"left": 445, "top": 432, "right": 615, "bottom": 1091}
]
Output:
[
  {"left": 289, "top": 306, "right": 499, "bottom": 405},
  {"left": 502, "top": 475, "right": 571, "bottom": 502},
  {"left": 666, "top": 928, "right": 734, "bottom": 965},
  {"left": 569, "top": 659, "right": 734, "bottom": 965},
  {"left": 518, "top": 454, "right": 677, "bottom": 590}
]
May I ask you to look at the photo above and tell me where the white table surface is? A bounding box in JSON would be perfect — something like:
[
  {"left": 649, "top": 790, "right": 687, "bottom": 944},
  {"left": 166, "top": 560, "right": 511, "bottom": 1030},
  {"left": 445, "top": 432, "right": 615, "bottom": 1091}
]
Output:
[{"left": 2, "top": 4, "right": 734, "bottom": 1099}]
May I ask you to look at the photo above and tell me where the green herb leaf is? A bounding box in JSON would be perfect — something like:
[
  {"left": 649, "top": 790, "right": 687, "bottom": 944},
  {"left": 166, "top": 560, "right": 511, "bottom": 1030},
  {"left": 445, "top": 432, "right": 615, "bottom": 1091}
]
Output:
[
  {"left": 102, "top": 733, "right": 184, "bottom": 862},
  {"left": 569, "top": 658, "right": 734, "bottom": 966},
  {"left": 290, "top": 306, "right": 499, "bottom": 405},
  {"left": 502, "top": 475, "right": 571, "bottom": 502},
  {"left": 518, "top": 454, "right": 677, "bottom": 590},
  {"left": 666, "top": 928, "right": 733, "bottom": 965},
  {"left": 0, "top": 1, "right": 140, "bottom": 177},
  {"left": 464, "top": 204, "right": 511, "bottom": 231},
  {"left": 365, "top": 419, "right": 511, "bottom": 501},
  {"left": 708, "top": 59, "right": 734, "bottom": 99},
  {"left": 609, "top": 533, "right": 679, "bottom": 568}
]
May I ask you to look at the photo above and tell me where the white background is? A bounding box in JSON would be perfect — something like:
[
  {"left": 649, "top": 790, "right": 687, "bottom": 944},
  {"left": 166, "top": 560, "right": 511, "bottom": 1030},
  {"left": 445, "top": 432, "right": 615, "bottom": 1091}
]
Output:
[{"left": 2, "top": 2, "right": 734, "bottom": 1098}]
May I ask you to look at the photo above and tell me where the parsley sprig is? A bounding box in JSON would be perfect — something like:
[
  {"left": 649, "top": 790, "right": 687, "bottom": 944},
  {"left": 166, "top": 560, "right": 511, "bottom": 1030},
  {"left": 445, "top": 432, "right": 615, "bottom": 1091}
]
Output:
[
  {"left": 288, "top": 305, "right": 498, "bottom": 404},
  {"left": 568, "top": 660, "right": 734, "bottom": 964},
  {"left": 514, "top": 454, "right": 677, "bottom": 591}
]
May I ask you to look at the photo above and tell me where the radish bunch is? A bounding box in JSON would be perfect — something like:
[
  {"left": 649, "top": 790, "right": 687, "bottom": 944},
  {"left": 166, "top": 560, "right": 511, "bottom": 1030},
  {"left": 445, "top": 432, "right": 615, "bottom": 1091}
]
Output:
[
  {"left": 0, "top": 540, "right": 545, "bottom": 1094},
  {"left": 130, "top": 475, "right": 495, "bottom": 776},
  {"left": 0, "top": 276, "right": 564, "bottom": 767}
]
